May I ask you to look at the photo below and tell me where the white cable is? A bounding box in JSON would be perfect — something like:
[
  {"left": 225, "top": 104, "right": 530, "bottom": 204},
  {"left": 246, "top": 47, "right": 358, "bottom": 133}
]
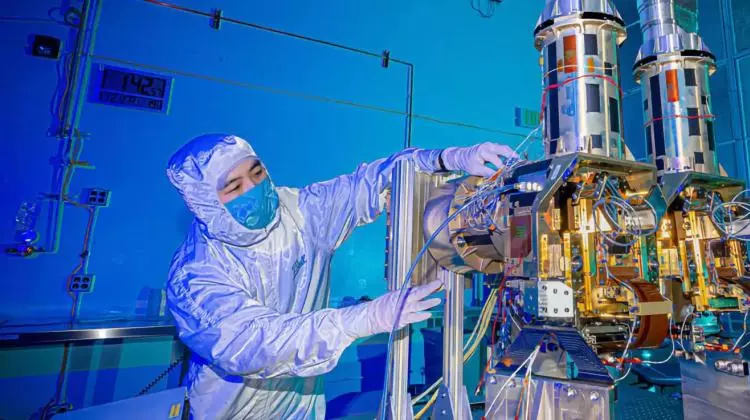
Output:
[
  {"left": 410, "top": 289, "right": 497, "bottom": 405},
  {"left": 484, "top": 346, "right": 541, "bottom": 416},
  {"left": 593, "top": 195, "right": 648, "bottom": 247},
  {"left": 729, "top": 310, "right": 749, "bottom": 352},
  {"left": 678, "top": 311, "right": 695, "bottom": 352},
  {"left": 614, "top": 363, "right": 632, "bottom": 384},
  {"left": 642, "top": 317, "right": 676, "bottom": 365},
  {"left": 617, "top": 318, "right": 637, "bottom": 371},
  {"left": 507, "top": 307, "right": 522, "bottom": 332},
  {"left": 522, "top": 352, "right": 537, "bottom": 420}
]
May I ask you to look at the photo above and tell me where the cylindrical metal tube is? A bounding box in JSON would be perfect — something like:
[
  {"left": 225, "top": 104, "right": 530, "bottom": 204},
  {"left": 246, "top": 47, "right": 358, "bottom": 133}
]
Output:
[
  {"left": 385, "top": 160, "right": 415, "bottom": 419},
  {"left": 634, "top": 0, "right": 719, "bottom": 175},
  {"left": 638, "top": 0, "right": 682, "bottom": 43},
  {"left": 534, "top": 0, "right": 627, "bottom": 159}
]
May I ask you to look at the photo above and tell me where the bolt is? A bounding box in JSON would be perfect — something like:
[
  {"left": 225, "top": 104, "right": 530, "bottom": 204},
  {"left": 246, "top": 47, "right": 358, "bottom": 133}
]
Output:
[
  {"left": 489, "top": 376, "right": 498, "bottom": 384},
  {"left": 590, "top": 391, "right": 600, "bottom": 401},
  {"left": 441, "top": 393, "right": 447, "bottom": 399},
  {"left": 441, "top": 410, "right": 447, "bottom": 415}
]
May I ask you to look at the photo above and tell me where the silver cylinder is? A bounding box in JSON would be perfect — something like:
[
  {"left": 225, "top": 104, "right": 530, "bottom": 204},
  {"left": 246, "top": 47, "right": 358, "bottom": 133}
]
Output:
[
  {"left": 534, "top": 0, "right": 627, "bottom": 159},
  {"left": 634, "top": 0, "right": 719, "bottom": 175},
  {"left": 638, "top": 0, "right": 682, "bottom": 43}
]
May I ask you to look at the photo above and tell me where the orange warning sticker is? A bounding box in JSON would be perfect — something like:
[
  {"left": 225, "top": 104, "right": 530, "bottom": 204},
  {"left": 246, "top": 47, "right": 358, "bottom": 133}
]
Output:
[
  {"left": 564, "top": 35, "right": 577, "bottom": 73},
  {"left": 666, "top": 69, "right": 679, "bottom": 102}
]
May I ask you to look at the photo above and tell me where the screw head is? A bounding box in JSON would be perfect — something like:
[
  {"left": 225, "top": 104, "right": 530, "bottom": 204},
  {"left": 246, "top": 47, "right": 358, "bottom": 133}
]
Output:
[{"left": 590, "top": 391, "right": 600, "bottom": 401}]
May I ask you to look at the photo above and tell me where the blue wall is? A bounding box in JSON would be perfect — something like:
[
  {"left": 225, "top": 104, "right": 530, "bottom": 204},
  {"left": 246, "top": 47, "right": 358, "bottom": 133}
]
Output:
[
  {"left": 1, "top": 0, "right": 542, "bottom": 417},
  {"left": 2, "top": 0, "right": 750, "bottom": 418},
  {"left": 1, "top": 0, "right": 541, "bottom": 321}
]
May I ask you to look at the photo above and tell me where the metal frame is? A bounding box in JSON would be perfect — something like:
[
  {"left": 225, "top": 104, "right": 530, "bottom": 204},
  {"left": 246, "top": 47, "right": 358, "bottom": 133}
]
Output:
[
  {"left": 432, "top": 270, "right": 473, "bottom": 419},
  {"left": 382, "top": 160, "right": 416, "bottom": 420},
  {"left": 0, "top": 319, "right": 177, "bottom": 348}
]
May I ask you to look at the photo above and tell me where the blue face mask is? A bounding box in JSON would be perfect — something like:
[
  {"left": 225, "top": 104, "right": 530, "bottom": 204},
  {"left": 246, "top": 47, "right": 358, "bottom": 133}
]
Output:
[{"left": 224, "top": 178, "right": 279, "bottom": 230}]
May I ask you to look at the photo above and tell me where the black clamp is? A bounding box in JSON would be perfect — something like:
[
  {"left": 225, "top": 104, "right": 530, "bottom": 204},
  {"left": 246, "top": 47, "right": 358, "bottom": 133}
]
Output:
[
  {"left": 381, "top": 50, "right": 390, "bottom": 68},
  {"left": 210, "top": 9, "right": 222, "bottom": 30}
]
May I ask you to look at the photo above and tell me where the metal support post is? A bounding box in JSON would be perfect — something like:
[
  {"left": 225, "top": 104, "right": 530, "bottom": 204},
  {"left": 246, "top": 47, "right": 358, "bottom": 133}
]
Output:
[
  {"left": 433, "top": 270, "right": 473, "bottom": 419},
  {"left": 383, "top": 160, "right": 416, "bottom": 420}
]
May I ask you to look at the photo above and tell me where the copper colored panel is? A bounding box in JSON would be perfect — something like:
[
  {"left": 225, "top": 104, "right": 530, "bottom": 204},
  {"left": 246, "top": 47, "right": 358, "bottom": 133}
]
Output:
[
  {"left": 607, "top": 266, "right": 640, "bottom": 281},
  {"left": 629, "top": 281, "right": 669, "bottom": 348},
  {"left": 716, "top": 267, "right": 740, "bottom": 281}
]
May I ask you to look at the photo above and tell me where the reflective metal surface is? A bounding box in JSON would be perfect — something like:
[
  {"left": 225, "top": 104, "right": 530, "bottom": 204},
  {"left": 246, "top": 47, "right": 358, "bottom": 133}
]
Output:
[
  {"left": 485, "top": 372, "right": 614, "bottom": 420},
  {"left": 536, "top": 0, "right": 623, "bottom": 30},
  {"left": 383, "top": 160, "right": 415, "bottom": 420},
  {"left": 635, "top": 0, "right": 713, "bottom": 62},
  {"left": 680, "top": 354, "right": 750, "bottom": 420},
  {"left": 636, "top": 55, "right": 719, "bottom": 174},
  {"left": 433, "top": 270, "right": 473, "bottom": 420},
  {"left": 0, "top": 317, "right": 176, "bottom": 347},
  {"left": 535, "top": 0, "right": 628, "bottom": 159},
  {"left": 635, "top": 0, "right": 719, "bottom": 175}
]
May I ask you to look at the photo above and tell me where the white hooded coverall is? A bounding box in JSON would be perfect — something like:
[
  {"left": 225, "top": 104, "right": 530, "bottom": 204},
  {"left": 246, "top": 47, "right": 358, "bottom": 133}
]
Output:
[{"left": 165, "top": 134, "right": 444, "bottom": 419}]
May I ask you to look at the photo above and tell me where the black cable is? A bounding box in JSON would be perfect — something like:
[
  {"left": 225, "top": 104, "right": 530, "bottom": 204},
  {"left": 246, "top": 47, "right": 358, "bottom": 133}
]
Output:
[
  {"left": 470, "top": 0, "right": 497, "bottom": 18},
  {"left": 136, "top": 356, "right": 186, "bottom": 397}
]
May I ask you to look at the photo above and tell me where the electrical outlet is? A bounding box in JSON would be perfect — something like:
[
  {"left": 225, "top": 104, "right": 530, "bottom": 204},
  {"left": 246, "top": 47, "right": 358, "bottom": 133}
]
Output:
[
  {"left": 81, "top": 188, "right": 111, "bottom": 207},
  {"left": 69, "top": 274, "right": 95, "bottom": 293}
]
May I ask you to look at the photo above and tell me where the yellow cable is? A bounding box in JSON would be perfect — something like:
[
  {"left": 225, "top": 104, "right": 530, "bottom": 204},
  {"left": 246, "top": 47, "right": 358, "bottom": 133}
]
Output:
[{"left": 413, "top": 289, "right": 498, "bottom": 418}]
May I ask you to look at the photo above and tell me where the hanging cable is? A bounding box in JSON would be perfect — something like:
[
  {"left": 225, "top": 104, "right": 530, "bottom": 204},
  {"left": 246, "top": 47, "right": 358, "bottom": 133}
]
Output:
[
  {"left": 641, "top": 317, "right": 676, "bottom": 365},
  {"left": 470, "top": 0, "right": 498, "bottom": 18},
  {"left": 412, "top": 288, "right": 498, "bottom": 418},
  {"left": 484, "top": 345, "right": 542, "bottom": 416}
]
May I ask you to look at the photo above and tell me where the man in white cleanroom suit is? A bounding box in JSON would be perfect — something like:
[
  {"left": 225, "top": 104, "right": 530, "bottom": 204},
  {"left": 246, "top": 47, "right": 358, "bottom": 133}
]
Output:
[{"left": 165, "top": 133, "right": 517, "bottom": 419}]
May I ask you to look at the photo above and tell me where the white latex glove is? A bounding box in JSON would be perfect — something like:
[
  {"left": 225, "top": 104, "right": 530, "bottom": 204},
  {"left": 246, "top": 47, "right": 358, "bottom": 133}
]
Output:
[
  {"left": 340, "top": 280, "right": 443, "bottom": 339},
  {"left": 440, "top": 142, "right": 519, "bottom": 177}
]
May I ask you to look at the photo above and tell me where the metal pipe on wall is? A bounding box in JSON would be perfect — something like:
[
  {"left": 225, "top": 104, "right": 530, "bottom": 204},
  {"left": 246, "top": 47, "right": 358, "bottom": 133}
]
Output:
[
  {"left": 38, "top": 2, "right": 103, "bottom": 417},
  {"left": 43, "top": 0, "right": 103, "bottom": 255}
]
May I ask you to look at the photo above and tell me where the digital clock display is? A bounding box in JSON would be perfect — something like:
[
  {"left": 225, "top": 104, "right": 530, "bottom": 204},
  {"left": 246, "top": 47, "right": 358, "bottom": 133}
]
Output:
[{"left": 88, "top": 64, "right": 173, "bottom": 113}]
